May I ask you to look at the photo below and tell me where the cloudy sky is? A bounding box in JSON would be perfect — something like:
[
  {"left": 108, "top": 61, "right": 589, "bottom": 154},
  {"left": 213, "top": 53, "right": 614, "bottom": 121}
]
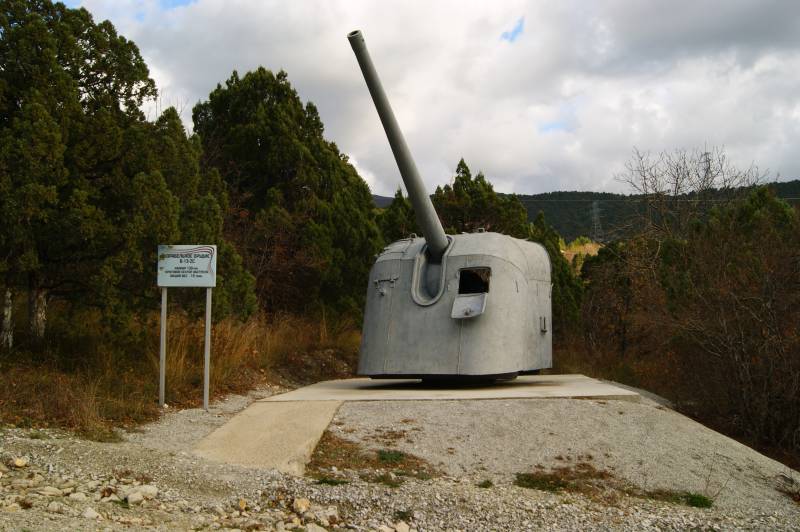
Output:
[{"left": 67, "top": 0, "right": 800, "bottom": 195}]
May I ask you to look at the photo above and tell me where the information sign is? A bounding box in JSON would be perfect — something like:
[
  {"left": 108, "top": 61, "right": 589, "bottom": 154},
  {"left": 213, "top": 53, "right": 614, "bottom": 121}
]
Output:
[
  {"left": 157, "top": 244, "right": 217, "bottom": 410},
  {"left": 158, "top": 245, "right": 217, "bottom": 287}
]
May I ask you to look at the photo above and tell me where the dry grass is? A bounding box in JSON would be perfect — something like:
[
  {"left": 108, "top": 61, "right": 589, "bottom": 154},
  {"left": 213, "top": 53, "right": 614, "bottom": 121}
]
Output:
[
  {"left": 0, "top": 366, "right": 123, "bottom": 441},
  {"left": 645, "top": 489, "right": 714, "bottom": 508},
  {"left": 515, "top": 462, "right": 613, "bottom": 494},
  {"left": 562, "top": 242, "right": 601, "bottom": 263},
  {"left": 307, "top": 430, "right": 439, "bottom": 485},
  {"left": 515, "top": 461, "right": 716, "bottom": 508},
  {"left": 146, "top": 312, "right": 359, "bottom": 403},
  {"left": 561, "top": 240, "right": 602, "bottom": 274},
  {"left": 0, "top": 311, "right": 359, "bottom": 439}
]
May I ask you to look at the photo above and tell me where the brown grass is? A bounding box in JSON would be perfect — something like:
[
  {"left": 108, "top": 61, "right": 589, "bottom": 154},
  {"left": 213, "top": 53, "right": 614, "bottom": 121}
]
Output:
[
  {"left": 562, "top": 242, "right": 601, "bottom": 264},
  {"left": 516, "top": 462, "right": 716, "bottom": 508},
  {"left": 307, "top": 430, "right": 439, "bottom": 484},
  {"left": 0, "top": 366, "right": 122, "bottom": 441},
  {"left": 515, "top": 462, "right": 613, "bottom": 495},
  {"left": 0, "top": 311, "right": 359, "bottom": 439},
  {"left": 365, "top": 427, "right": 412, "bottom": 447}
]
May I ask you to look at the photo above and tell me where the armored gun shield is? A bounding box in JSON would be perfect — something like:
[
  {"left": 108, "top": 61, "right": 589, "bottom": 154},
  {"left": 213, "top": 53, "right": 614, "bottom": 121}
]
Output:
[{"left": 348, "top": 30, "right": 552, "bottom": 379}]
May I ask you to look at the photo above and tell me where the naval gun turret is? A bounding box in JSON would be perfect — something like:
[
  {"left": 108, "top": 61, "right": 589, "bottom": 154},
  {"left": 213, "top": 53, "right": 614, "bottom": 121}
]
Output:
[{"left": 349, "top": 30, "right": 552, "bottom": 380}]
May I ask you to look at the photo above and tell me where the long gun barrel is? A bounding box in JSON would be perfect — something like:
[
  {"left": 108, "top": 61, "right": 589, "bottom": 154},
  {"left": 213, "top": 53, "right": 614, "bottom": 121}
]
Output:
[{"left": 348, "top": 30, "right": 449, "bottom": 262}]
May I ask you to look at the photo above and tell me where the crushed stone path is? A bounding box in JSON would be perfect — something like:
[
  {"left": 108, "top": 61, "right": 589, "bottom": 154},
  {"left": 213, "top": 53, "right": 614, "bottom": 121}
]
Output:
[{"left": 1, "top": 381, "right": 798, "bottom": 531}]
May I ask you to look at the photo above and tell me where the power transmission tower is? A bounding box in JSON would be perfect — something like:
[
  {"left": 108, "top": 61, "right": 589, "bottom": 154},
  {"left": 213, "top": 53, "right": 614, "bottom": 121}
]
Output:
[{"left": 591, "top": 200, "right": 603, "bottom": 242}]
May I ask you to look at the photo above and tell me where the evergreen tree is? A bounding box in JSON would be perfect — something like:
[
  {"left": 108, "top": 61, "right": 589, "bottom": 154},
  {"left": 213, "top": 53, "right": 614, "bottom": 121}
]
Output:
[
  {"left": 377, "top": 188, "right": 419, "bottom": 243},
  {"left": 0, "top": 1, "right": 255, "bottom": 342},
  {"left": 530, "top": 212, "right": 583, "bottom": 328},
  {"left": 432, "top": 159, "right": 530, "bottom": 238},
  {"left": 193, "top": 68, "right": 381, "bottom": 316}
]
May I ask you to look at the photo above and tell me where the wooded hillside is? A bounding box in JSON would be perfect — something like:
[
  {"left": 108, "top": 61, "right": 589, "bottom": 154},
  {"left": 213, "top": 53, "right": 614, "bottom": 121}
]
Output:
[{"left": 377, "top": 179, "right": 800, "bottom": 242}]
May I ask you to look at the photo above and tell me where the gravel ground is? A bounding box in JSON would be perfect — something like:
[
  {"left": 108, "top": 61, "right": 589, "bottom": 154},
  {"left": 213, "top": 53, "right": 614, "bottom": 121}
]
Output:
[
  {"left": 330, "top": 397, "right": 796, "bottom": 512},
  {"left": 1, "top": 383, "right": 798, "bottom": 531}
]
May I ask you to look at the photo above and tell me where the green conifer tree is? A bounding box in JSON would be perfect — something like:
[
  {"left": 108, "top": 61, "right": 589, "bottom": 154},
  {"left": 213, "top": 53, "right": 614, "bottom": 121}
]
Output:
[
  {"left": 193, "top": 68, "right": 381, "bottom": 316},
  {"left": 0, "top": 1, "right": 255, "bottom": 343}
]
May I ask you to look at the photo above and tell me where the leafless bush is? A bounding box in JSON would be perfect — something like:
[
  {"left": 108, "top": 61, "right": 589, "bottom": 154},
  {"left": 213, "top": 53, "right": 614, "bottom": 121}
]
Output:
[
  {"left": 580, "top": 146, "right": 800, "bottom": 462},
  {"left": 616, "top": 146, "right": 765, "bottom": 240}
]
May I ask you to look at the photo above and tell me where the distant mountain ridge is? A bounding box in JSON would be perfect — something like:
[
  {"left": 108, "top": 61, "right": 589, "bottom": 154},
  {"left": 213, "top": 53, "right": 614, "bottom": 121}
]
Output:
[
  {"left": 373, "top": 179, "right": 800, "bottom": 242},
  {"left": 372, "top": 194, "right": 394, "bottom": 209}
]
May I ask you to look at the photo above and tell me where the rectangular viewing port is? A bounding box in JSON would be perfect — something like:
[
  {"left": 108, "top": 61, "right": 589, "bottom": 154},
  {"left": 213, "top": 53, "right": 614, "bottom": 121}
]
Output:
[{"left": 458, "top": 267, "right": 490, "bottom": 294}]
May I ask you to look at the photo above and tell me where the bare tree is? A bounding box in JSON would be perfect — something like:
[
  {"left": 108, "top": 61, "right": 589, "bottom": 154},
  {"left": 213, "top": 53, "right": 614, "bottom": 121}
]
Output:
[
  {"left": 582, "top": 146, "right": 800, "bottom": 456},
  {"left": 616, "top": 146, "right": 765, "bottom": 241}
]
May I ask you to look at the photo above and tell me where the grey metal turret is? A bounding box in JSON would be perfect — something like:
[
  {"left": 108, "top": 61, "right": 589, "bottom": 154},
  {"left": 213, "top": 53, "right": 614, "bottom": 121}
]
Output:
[
  {"left": 348, "top": 30, "right": 449, "bottom": 263},
  {"left": 349, "top": 30, "right": 553, "bottom": 381}
]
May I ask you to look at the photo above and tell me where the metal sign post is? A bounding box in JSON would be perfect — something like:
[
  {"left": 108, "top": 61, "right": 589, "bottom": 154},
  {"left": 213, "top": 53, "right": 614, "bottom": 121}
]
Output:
[
  {"left": 159, "top": 287, "right": 168, "bottom": 407},
  {"left": 203, "top": 287, "right": 212, "bottom": 410},
  {"left": 157, "top": 245, "right": 217, "bottom": 411}
]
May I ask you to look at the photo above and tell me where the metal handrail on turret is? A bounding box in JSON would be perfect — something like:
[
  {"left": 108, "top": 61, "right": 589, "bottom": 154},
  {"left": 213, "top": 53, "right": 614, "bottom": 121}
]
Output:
[{"left": 348, "top": 30, "right": 449, "bottom": 263}]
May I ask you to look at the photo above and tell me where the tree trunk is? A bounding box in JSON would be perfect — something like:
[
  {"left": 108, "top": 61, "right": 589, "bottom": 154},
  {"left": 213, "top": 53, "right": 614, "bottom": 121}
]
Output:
[
  {"left": 28, "top": 274, "right": 47, "bottom": 340},
  {"left": 1, "top": 288, "right": 12, "bottom": 349}
]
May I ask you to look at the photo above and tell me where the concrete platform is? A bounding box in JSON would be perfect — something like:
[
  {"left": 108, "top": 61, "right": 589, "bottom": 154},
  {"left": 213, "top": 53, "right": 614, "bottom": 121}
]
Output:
[
  {"left": 193, "top": 400, "right": 341, "bottom": 474},
  {"left": 261, "top": 374, "right": 640, "bottom": 403},
  {"left": 192, "top": 375, "right": 639, "bottom": 475}
]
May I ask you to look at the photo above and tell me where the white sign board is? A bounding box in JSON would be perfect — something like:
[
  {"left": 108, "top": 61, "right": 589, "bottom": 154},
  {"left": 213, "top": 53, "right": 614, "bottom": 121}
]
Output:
[{"left": 158, "top": 245, "right": 217, "bottom": 287}]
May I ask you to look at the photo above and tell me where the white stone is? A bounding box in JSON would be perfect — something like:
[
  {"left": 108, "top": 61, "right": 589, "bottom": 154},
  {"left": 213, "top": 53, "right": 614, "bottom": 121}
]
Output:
[
  {"left": 38, "top": 486, "right": 63, "bottom": 497},
  {"left": 305, "top": 524, "right": 327, "bottom": 532},
  {"left": 323, "top": 506, "right": 339, "bottom": 520},
  {"left": 291, "top": 497, "right": 310, "bottom": 514},
  {"left": 394, "top": 521, "right": 411, "bottom": 532},
  {"left": 83, "top": 507, "right": 101, "bottom": 519},
  {"left": 139, "top": 485, "right": 158, "bottom": 499},
  {"left": 127, "top": 491, "right": 144, "bottom": 505},
  {"left": 47, "top": 501, "right": 66, "bottom": 514},
  {"left": 69, "top": 492, "right": 87, "bottom": 501}
]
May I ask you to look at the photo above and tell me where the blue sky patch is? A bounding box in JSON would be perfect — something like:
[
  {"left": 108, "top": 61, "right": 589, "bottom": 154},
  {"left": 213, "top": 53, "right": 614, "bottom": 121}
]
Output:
[
  {"left": 538, "top": 100, "right": 581, "bottom": 134},
  {"left": 501, "top": 17, "right": 525, "bottom": 43},
  {"left": 160, "top": 0, "right": 197, "bottom": 8},
  {"left": 538, "top": 121, "right": 569, "bottom": 133},
  {"left": 63, "top": 0, "right": 197, "bottom": 10}
]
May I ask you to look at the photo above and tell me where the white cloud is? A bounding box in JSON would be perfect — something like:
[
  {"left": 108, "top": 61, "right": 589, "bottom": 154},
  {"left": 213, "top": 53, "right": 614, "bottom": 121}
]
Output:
[{"left": 74, "top": 0, "right": 800, "bottom": 195}]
